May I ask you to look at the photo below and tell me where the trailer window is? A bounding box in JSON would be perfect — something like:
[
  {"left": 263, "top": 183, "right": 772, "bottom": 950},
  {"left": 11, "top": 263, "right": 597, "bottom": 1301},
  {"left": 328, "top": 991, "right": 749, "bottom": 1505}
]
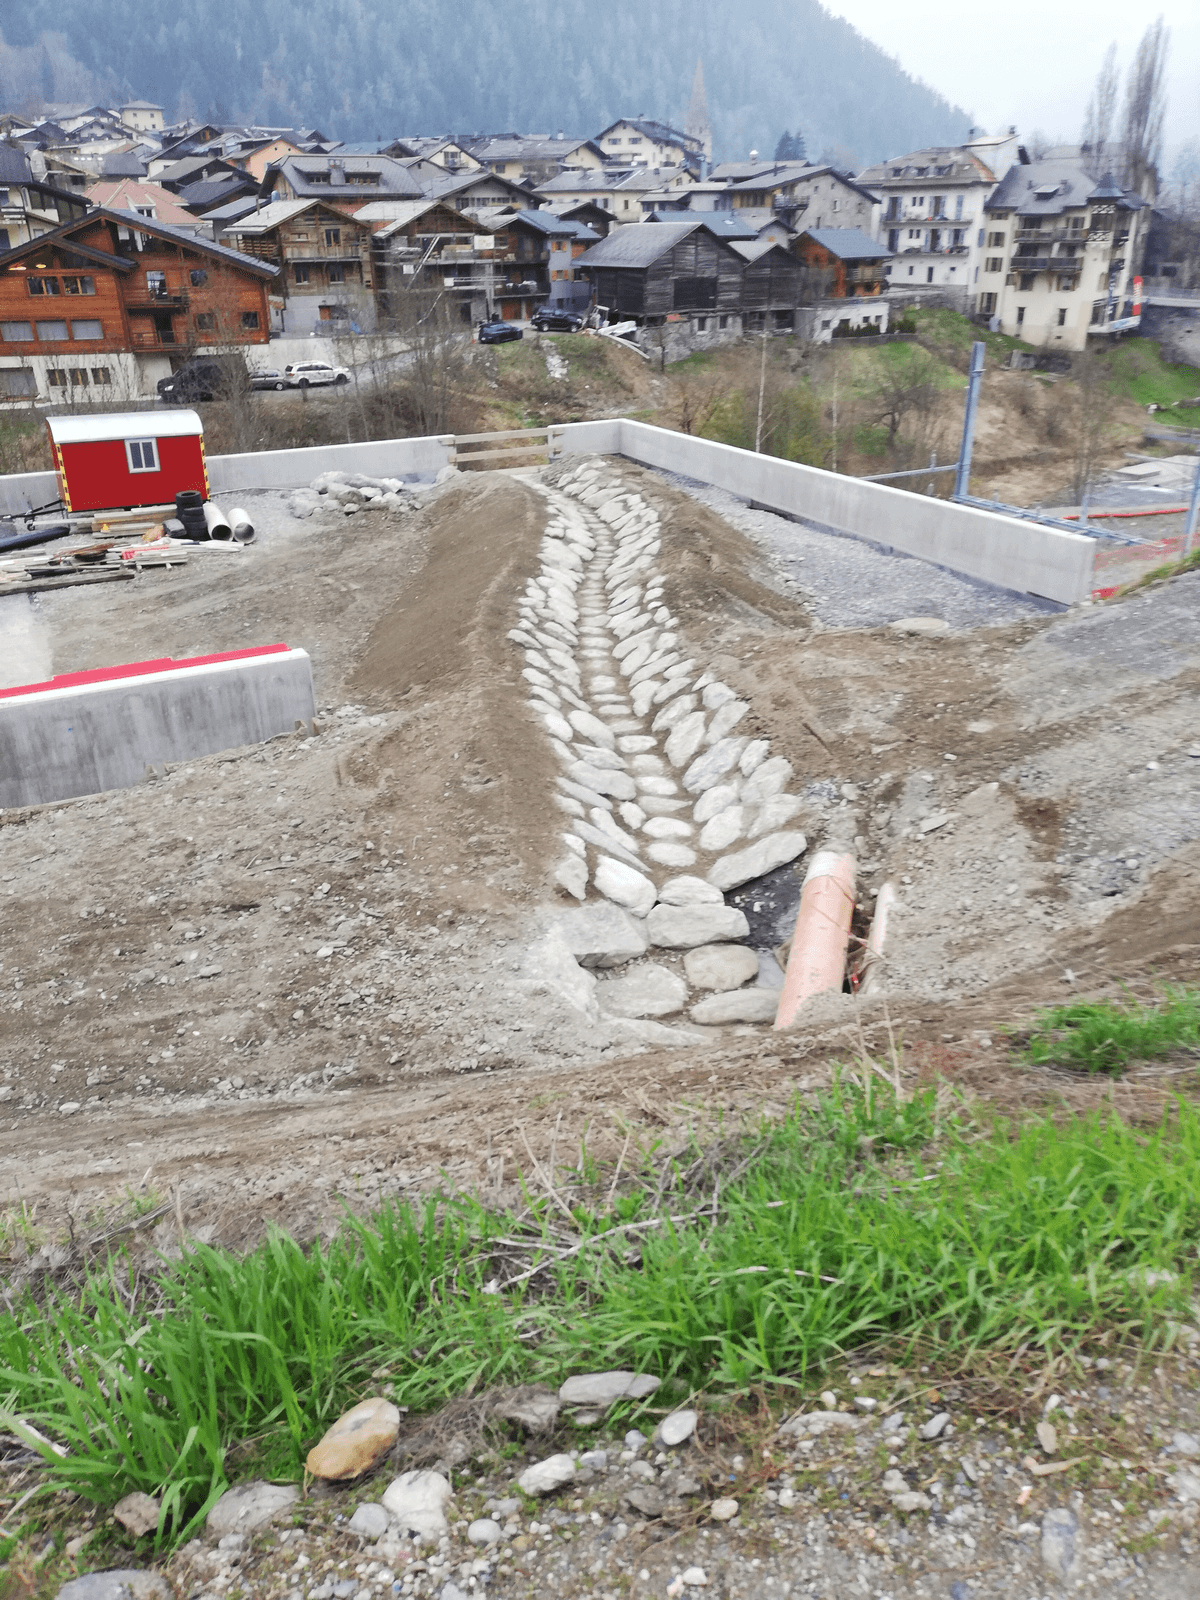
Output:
[{"left": 126, "top": 438, "right": 160, "bottom": 472}]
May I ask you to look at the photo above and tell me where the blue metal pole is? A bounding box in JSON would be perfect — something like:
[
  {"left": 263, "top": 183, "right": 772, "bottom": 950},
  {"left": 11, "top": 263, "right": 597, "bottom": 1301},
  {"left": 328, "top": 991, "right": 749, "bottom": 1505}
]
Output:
[
  {"left": 953, "top": 341, "right": 985, "bottom": 500},
  {"left": 1184, "top": 454, "right": 1200, "bottom": 557}
]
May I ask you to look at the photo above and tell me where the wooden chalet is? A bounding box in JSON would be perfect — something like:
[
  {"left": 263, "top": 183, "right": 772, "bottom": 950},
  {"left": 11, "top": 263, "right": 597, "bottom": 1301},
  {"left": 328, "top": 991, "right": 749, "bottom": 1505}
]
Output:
[{"left": 573, "top": 219, "right": 744, "bottom": 321}]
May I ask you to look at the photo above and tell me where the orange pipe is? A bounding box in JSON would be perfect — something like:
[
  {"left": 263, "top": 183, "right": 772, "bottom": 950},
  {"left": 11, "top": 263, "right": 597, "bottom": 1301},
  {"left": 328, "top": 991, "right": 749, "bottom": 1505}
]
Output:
[{"left": 774, "top": 851, "right": 857, "bottom": 1029}]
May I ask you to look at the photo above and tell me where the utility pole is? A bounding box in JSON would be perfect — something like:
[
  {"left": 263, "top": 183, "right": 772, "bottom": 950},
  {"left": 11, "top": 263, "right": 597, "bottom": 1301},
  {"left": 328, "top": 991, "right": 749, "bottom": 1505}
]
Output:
[
  {"left": 1184, "top": 452, "right": 1200, "bottom": 557},
  {"left": 953, "top": 340, "right": 985, "bottom": 500},
  {"left": 754, "top": 327, "right": 768, "bottom": 452},
  {"left": 830, "top": 351, "right": 839, "bottom": 474}
]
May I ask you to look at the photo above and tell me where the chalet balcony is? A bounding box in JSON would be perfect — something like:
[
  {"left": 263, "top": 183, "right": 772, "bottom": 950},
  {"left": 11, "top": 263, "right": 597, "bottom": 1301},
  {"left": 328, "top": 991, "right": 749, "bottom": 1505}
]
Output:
[
  {"left": 123, "top": 291, "right": 189, "bottom": 312},
  {"left": 129, "top": 327, "right": 179, "bottom": 348},
  {"left": 1016, "top": 227, "right": 1084, "bottom": 244}
]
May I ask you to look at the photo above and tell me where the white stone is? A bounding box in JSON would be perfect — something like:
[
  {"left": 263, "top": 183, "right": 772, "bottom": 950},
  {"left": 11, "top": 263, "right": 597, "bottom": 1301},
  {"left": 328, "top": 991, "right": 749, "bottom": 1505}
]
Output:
[
  {"left": 573, "top": 744, "right": 625, "bottom": 770},
  {"left": 618, "top": 735, "right": 658, "bottom": 753},
  {"left": 741, "top": 757, "right": 793, "bottom": 804},
  {"left": 690, "top": 988, "right": 778, "bottom": 1024},
  {"left": 694, "top": 783, "right": 739, "bottom": 823},
  {"left": 207, "top": 1482, "right": 299, "bottom": 1536},
  {"left": 559, "top": 777, "right": 612, "bottom": 811},
  {"left": 631, "top": 680, "right": 660, "bottom": 716},
  {"left": 467, "top": 1519, "right": 503, "bottom": 1545},
  {"left": 637, "top": 775, "right": 679, "bottom": 796},
  {"left": 589, "top": 808, "right": 641, "bottom": 853},
  {"left": 652, "top": 676, "right": 690, "bottom": 705},
  {"left": 647, "top": 841, "right": 697, "bottom": 866},
  {"left": 569, "top": 709, "right": 616, "bottom": 748},
  {"left": 598, "top": 964, "right": 688, "bottom": 1019},
  {"left": 348, "top": 1502, "right": 389, "bottom": 1538},
  {"left": 553, "top": 904, "right": 649, "bottom": 968},
  {"left": 652, "top": 695, "right": 698, "bottom": 733},
  {"left": 643, "top": 816, "right": 692, "bottom": 839},
  {"left": 541, "top": 709, "right": 575, "bottom": 743},
  {"left": 594, "top": 857, "right": 657, "bottom": 917},
  {"left": 739, "top": 739, "right": 769, "bottom": 776},
  {"left": 659, "top": 875, "right": 724, "bottom": 906},
  {"left": 698, "top": 806, "right": 745, "bottom": 853},
  {"left": 560, "top": 1371, "right": 660, "bottom": 1404},
  {"left": 710, "top": 1498, "right": 739, "bottom": 1522},
  {"left": 517, "top": 1454, "right": 577, "bottom": 1496},
  {"left": 1041, "top": 1508, "right": 1083, "bottom": 1580},
  {"left": 748, "top": 795, "right": 803, "bottom": 837},
  {"left": 680, "top": 1567, "right": 708, "bottom": 1587},
  {"left": 702, "top": 682, "right": 736, "bottom": 709},
  {"left": 707, "top": 832, "right": 807, "bottom": 892},
  {"left": 570, "top": 763, "right": 637, "bottom": 801},
  {"left": 705, "top": 701, "right": 749, "bottom": 744},
  {"left": 646, "top": 902, "right": 750, "bottom": 949},
  {"left": 682, "top": 738, "right": 749, "bottom": 794},
  {"left": 641, "top": 796, "right": 690, "bottom": 816},
  {"left": 919, "top": 1413, "right": 951, "bottom": 1440},
  {"left": 684, "top": 944, "right": 759, "bottom": 991},
  {"left": 554, "top": 856, "right": 588, "bottom": 899},
  {"left": 572, "top": 821, "right": 641, "bottom": 868},
  {"left": 621, "top": 643, "right": 654, "bottom": 676},
  {"left": 891, "top": 1490, "right": 933, "bottom": 1514},
  {"left": 658, "top": 1409, "right": 698, "bottom": 1446},
  {"left": 665, "top": 712, "right": 708, "bottom": 769},
  {"left": 381, "top": 1471, "right": 454, "bottom": 1541},
  {"left": 619, "top": 802, "right": 647, "bottom": 830}
]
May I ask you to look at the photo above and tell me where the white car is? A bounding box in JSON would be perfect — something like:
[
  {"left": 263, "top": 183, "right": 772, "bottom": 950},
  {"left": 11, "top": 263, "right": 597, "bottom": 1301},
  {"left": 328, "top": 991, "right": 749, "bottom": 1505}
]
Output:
[{"left": 284, "top": 361, "right": 351, "bottom": 388}]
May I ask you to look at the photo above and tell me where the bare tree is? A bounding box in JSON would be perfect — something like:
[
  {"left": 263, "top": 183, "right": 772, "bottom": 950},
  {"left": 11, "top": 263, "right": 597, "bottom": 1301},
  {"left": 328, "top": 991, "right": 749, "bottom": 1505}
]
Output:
[
  {"left": 1121, "top": 17, "right": 1170, "bottom": 194},
  {"left": 1081, "top": 42, "right": 1120, "bottom": 173},
  {"left": 1065, "top": 351, "right": 1110, "bottom": 502}
]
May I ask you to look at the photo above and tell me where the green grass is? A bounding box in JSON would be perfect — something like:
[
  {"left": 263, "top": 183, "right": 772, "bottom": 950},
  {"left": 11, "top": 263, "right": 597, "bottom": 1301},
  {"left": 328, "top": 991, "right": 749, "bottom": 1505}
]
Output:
[
  {"left": 1027, "top": 988, "right": 1200, "bottom": 1076},
  {"left": 1102, "top": 340, "right": 1200, "bottom": 409},
  {"left": 2, "top": 1085, "right": 1199, "bottom": 1544}
]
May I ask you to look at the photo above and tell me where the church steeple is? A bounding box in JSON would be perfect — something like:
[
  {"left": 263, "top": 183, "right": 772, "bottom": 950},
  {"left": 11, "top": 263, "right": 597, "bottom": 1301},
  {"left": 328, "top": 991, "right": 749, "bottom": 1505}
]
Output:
[{"left": 685, "top": 58, "right": 712, "bottom": 164}]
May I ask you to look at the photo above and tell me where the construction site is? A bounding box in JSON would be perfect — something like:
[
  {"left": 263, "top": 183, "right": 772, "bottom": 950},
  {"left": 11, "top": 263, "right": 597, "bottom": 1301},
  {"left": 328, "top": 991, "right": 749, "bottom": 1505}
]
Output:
[{"left": 1, "top": 332, "right": 1200, "bottom": 1600}]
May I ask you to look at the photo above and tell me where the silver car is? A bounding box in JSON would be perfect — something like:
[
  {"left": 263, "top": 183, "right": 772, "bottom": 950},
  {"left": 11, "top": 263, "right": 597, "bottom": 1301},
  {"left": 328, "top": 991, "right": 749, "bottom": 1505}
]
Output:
[{"left": 284, "top": 362, "right": 351, "bottom": 388}]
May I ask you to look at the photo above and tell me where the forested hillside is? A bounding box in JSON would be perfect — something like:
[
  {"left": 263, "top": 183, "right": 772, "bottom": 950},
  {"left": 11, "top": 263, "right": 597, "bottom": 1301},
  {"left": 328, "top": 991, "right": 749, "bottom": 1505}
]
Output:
[{"left": 0, "top": 0, "right": 970, "bottom": 169}]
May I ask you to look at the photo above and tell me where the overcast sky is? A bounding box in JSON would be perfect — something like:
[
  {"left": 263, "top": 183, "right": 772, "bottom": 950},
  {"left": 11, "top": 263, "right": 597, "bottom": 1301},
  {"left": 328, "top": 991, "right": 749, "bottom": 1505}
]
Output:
[{"left": 825, "top": 1, "right": 1200, "bottom": 166}]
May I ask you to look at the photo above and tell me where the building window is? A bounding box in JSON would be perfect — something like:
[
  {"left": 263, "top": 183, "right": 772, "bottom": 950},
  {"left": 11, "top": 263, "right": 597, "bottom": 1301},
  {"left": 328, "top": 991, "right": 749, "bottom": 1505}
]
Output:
[
  {"left": 1019, "top": 273, "right": 1036, "bottom": 292},
  {"left": 0, "top": 369, "right": 36, "bottom": 396},
  {"left": 126, "top": 438, "right": 159, "bottom": 473},
  {"left": 719, "top": 315, "right": 728, "bottom": 329},
  {"left": 61, "top": 275, "right": 95, "bottom": 295},
  {"left": 932, "top": 197, "right": 943, "bottom": 217},
  {"left": 926, "top": 267, "right": 934, "bottom": 283},
  {"left": 91, "top": 367, "right": 112, "bottom": 384},
  {"left": 190, "top": 268, "right": 208, "bottom": 287},
  {"left": 955, "top": 194, "right": 964, "bottom": 219},
  {"left": 146, "top": 271, "right": 168, "bottom": 298},
  {"left": 67, "top": 367, "right": 89, "bottom": 386},
  {"left": 1016, "top": 306, "right": 1025, "bottom": 326},
  {"left": 324, "top": 227, "right": 341, "bottom": 247},
  {"left": 241, "top": 310, "right": 260, "bottom": 330},
  {"left": 1057, "top": 308, "right": 1067, "bottom": 326},
  {"left": 0, "top": 320, "right": 33, "bottom": 342},
  {"left": 327, "top": 264, "right": 345, "bottom": 283},
  {"left": 987, "top": 231, "right": 1004, "bottom": 248},
  {"left": 979, "top": 293, "right": 997, "bottom": 314},
  {"left": 986, "top": 257, "right": 1003, "bottom": 272},
  {"left": 36, "top": 320, "right": 69, "bottom": 341},
  {"left": 70, "top": 319, "right": 102, "bottom": 339},
  {"left": 623, "top": 200, "right": 630, "bottom": 210},
  {"left": 294, "top": 264, "right": 310, "bottom": 284},
  {"left": 196, "top": 311, "right": 216, "bottom": 330},
  {"left": 28, "top": 276, "right": 60, "bottom": 296},
  {"left": 46, "top": 370, "right": 68, "bottom": 387},
  {"left": 1057, "top": 275, "right": 1077, "bottom": 292}
]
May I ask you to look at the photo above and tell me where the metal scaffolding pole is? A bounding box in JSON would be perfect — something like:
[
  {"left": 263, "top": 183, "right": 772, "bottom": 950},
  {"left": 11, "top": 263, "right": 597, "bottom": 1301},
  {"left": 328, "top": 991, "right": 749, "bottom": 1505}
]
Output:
[{"left": 953, "top": 340, "right": 986, "bottom": 501}]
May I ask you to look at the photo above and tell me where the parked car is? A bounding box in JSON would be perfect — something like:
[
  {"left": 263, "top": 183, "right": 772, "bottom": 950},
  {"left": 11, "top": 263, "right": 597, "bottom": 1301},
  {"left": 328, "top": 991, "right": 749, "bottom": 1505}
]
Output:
[
  {"left": 156, "top": 354, "right": 249, "bottom": 404},
  {"left": 478, "top": 320, "right": 522, "bottom": 345},
  {"left": 250, "top": 367, "right": 288, "bottom": 390},
  {"left": 284, "top": 361, "right": 351, "bottom": 388},
  {"left": 530, "top": 307, "right": 585, "bottom": 333}
]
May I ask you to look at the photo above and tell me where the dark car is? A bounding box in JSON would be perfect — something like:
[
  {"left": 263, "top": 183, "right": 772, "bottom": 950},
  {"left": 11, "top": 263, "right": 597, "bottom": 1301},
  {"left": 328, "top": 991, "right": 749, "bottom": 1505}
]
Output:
[
  {"left": 478, "top": 320, "right": 522, "bottom": 345},
  {"left": 157, "top": 354, "right": 250, "bottom": 404},
  {"left": 530, "top": 307, "right": 585, "bottom": 332}
]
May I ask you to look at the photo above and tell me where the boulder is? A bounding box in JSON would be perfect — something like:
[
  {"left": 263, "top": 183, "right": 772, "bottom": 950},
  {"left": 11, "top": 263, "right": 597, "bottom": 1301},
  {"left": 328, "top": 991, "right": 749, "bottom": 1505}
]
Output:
[
  {"left": 683, "top": 945, "right": 758, "bottom": 992},
  {"left": 598, "top": 964, "right": 688, "bottom": 1019},
  {"left": 306, "top": 1396, "right": 401, "bottom": 1480},
  {"left": 593, "top": 857, "right": 657, "bottom": 917},
  {"left": 645, "top": 903, "right": 749, "bottom": 950},
  {"left": 491, "top": 1385, "right": 561, "bottom": 1434},
  {"left": 658, "top": 875, "right": 724, "bottom": 907},
  {"left": 381, "top": 1470, "right": 453, "bottom": 1541},
  {"left": 55, "top": 1575, "right": 169, "bottom": 1600},
  {"left": 206, "top": 1481, "right": 299, "bottom": 1537},
  {"left": 690, "top": 988, "right": 779, "bottom": 1025},
  {"left": 682, "top": 738, "right": 749, "bottom": 795},
  {"left": 657, "top": 1409, "right": 697, "bottom": 1447},
  {"left": 517, "top": 1453, "right": 576, "bottom": 1496},
  {"left": 559, "top": 1371, "right": 660, "bottom": 1406},
  {"left": 706, "top": 832, "right": 807, "bottom": 893},
  {"left": 553, "top": 904, "right": 649, "bottom": 969},
  {"left": 348, "top": 1503, "right": 389, "bottom": 1538},
  {"left": 112, "top": 1493, "right": 160, "bottom": 1538}
]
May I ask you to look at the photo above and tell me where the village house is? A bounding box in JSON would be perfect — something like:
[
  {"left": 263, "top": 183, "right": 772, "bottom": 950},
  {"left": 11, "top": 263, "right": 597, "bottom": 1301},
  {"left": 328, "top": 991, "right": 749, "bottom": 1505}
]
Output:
[
  {"left": 364, "top": 199, "right": 496, "bottom": 325},
  {"left": 783, "top": 167, "right": 879, "bottom": 233},
  {"left": 469, "top": 136, "right": 605, "bottom": 185},
  {"left": 574, "top": 218, "right": 746, "bottom": 328},
  {"left": 0, "top": 148, "right": 92, "bottom": 250},
  {"left": 119, "top": 102, "right": 165, "bottom": 135},
  {"left": 793, "top": 228, "right": 893, "bottom": 340},
  {"left": 980, "top": 153, "right": 1146, "bottom": 350},
  {"left": 385, "top": 138, "right": 483, "bottom": 173},
  {"left": 85, "top": 178, "right": 206, "bottom": 234},
  {"left": 595, "top": 120, "right": 703, "bottom": 172},
  {"left": 257, "top": 155, "right": 424, "bottom": 214},
  {"left": 420, "top": 169, "right": 533, "bottom": 216},
  {"left": 220, "top": 198, "right": 376, "bottom": 334},
  {"left": 731, "top": 238, "right": 808, "bottom": 332},
  {"left": 538, "top": 165, "right": 695, "bottom": 222},
  {"left": 0, "top": 209, "right": 275, "bottom": 402},
  {"left": 538, "top": 198, "right": 615, "bottom": 239}
]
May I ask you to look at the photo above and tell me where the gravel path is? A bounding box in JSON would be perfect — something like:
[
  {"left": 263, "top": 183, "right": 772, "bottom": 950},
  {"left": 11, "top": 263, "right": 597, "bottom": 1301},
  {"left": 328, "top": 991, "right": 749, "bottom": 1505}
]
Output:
[{"left": 652, "top": 471, "right": 1063, "bottom": 631}]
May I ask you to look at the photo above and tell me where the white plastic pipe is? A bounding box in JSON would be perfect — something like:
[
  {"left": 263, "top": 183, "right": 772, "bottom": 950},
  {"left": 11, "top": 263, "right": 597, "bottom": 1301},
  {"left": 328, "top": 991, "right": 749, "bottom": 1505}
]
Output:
[
  {"left": 202, "top": 501, "right": 232, "bottom": 541},
  {"left": 774, "top": 850, "right": 857, "bottom": 1029},
  {"left": 857, "top": 882, "right": 897, "bottom": 997},
  {"left": 229, "top": 506, "right": 256, "bottom": 544}
]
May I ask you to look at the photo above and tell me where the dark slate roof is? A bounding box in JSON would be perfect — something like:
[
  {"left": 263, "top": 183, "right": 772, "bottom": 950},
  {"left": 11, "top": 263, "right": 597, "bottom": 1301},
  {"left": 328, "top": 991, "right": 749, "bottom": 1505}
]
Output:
[
  {"left": 859, "top": 146, "right": 996, "bottom": 185},
  {"left": 504, "top": 208, "right": 598, "bottom": 241},
  {"left": 986, "top": 155, "right": 1144, "bottom": 217},
  {"left": 597, "top": 118, "right": 700, "bottom": 151},
  {"left": 158, "top": 154, "right": 233, "bottom": 186},
  {"left": 693, "top": 213, "right": 760, "bottom": 240},
  {"left": 101, "top": 150, "right": 148, "bottom": 178},
  {"left": 198, "top": 195, "right": 261, "bottom": 223},
  {"left": 0, "top": 146, "right": 31, "bottom": 184},
  {"left": 178, "top": 175, "right": 257, "bottom": 209},
  {"left": 801, "top": 227, "right": 892, "bottom": 260},
  {"left": 272, "top": 154, "right": 423, "bottom": 199},
  {"left": 473, "top": 135, "right": 601, "bottom": 164},
  {"left": 421, "top": 168, "right": 530, "bottom": 201},
  {"left": 97, "top": 210, "right": 280, "bottom": 275},
  {"left": 574, "top": 220, "right": 714, "bottom": 269}
]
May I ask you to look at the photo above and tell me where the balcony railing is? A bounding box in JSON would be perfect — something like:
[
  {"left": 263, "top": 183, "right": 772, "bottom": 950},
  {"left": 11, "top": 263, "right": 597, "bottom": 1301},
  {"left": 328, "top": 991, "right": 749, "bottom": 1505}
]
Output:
[
  {"left": 124, "top": 292, "right": 188, "bottom": 312},
  {"left": 130, "top": 327, "right": 178, "bottom": 348}
]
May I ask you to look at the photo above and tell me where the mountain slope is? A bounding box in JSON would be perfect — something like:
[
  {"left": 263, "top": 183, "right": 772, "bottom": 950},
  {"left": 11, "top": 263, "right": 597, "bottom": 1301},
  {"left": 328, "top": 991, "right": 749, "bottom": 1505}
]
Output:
[{"left": 2, "top": 0, "right": 970, "bottom": 168}]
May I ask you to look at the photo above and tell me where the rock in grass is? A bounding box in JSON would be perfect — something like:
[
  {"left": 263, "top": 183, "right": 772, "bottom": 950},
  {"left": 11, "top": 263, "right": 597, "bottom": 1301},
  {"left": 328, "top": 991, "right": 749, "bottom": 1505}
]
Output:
[
  {"left": 709, "top": 1497, "right": 739, "bottom": 1522},
  {"left": 306, "top": 1396, "right": 401, "bottom": 1480},
  {"left": 206, "top": 1481, "right": 299, "bottom": 1536},
  {"left": 492, "top": 1385, "right": 561, "bottom": 1434},
  {"left": 518, "top": 1453, "right": 577, "bottom": 1495},
  {"left": 467, "top": 1519, "right": 502, "bottom": 1545},
  {"left": 56, "top": 1574, "right": 170, "bottom": 1600},
  {"left": 657, "top": 1409, "right": 697, "bottom": 1447},
  {"left": 348, "top": 1503, "right": 389, "bottom": 1538},
  {"left": 891, "top": 1490, "right": 933, "bottom": 1513},
  {"left": 112, "top": 1492, "right": 160, "bottom": 1537},
  {"left": 559, "top": 1371, "right": 660, "bottom": 1406},
  {"left": 381, "top": 1470, "right": 454, "bottom": 1541},
  {"left": 919, "top": 1412, "right": 951, "bottom": 1440}
]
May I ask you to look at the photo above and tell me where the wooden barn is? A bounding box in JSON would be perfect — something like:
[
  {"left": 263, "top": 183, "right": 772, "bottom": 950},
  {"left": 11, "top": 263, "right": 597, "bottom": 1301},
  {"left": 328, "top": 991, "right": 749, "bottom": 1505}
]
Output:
[
  {"left": 732, "top": 239, "right": 808, "bottom": 331},
  {"left": 574, "top": 220, "right": 744, "bottom": 321},
  {"left": 48, "top": 409, "right": 208, "bottom": 513}
]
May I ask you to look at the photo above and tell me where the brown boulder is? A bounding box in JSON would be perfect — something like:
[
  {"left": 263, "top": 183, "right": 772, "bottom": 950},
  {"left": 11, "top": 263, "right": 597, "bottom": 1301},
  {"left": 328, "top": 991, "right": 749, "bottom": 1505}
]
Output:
[{"left": 305, "top": 1397, "right": 401, "bottom": 1481}]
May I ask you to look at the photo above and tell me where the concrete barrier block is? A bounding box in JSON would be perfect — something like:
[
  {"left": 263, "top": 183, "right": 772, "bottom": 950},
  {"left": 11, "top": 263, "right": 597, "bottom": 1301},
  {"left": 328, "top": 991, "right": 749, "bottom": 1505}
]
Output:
[{"left": 0, "top": 644, "right": 314, "bottom": 808}]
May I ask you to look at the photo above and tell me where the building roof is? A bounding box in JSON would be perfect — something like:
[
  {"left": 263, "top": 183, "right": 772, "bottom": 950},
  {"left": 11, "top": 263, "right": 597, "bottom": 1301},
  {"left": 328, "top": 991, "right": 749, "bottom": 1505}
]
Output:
[
  {"left": 730, "top": 237, "right": 780, "bottom": 263},
  {"left": 538, "top": 169, "right": 626, "bottom": 195},
  {"left": 472, "top": 135, "right": 600, "bottom": 165},
  {"left": 120, "top": 101, "right": 163, "bottom": 112},
  {"left": 198, "top": 196, "right": 261, "bottom": 225},
  {"left": 709, "top": 159, "right": 811, "bottom": 185},
  {"left": 789, "top": 165, "right": 881, "bottom": 203},
  {"left": 574, "top": 219, "right": 718, "bottom": 269},
  {"left": 986, "top": 155, "right": 1144, "bottom": 217},
  {"left": 176, "top": 175, "right": 257, "bottom": 210},
  {"left": 800, "top": 227, "right": 892, "bottom": 260},
  {"left": 100, "top": 149, "right": 148, "bottom": 178},
  {"left": 0, "top": 206, "right": 278, "bottom": 277},
  {"left": 859, "top": 146, "right": 998, "bottom": 186},
  {"left": 267, "top": 154, "right": 423, "bottom": 200},
  {"left": 85, "top": 179, "right": 200, "bottom": 228},
  {"left": 499, "top": 208, "right": 596, "bottom": 240},
  {"left": 0, "top": 146, "right": 31, "bottom": 184},
  {"left": 222, "top": 198, "right": 319, "bottom": 234},
  {"left": 596, "top": 118, "right": 700, "bottom": 152},
  {"left": 420, "top": 168, "right": 531, "bottom": 203},
  {"left": 157, "top": 154, "right": 234, "bottom": 186},
  {"left": 48, "top": 409, "right": 201, "bottom": 446}
]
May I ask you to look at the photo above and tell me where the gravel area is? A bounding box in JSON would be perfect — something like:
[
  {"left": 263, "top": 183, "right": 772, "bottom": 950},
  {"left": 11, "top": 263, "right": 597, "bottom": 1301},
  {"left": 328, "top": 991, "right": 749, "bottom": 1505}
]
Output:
[{"left": 650, "top": 472, "right": 1062, "bottom": 631}]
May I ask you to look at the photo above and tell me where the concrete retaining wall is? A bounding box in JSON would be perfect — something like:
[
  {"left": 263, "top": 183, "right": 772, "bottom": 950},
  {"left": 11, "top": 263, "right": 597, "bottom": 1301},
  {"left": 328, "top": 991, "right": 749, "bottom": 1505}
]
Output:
[
  {"left": 207, "top": 434, "right": 454, "bottom": 496},
  {"left": 552, "top": 420, "right": 1096, "bottom": 604},
  {"left": 0, "top": 645, "right": 314, "bottom": 809}
]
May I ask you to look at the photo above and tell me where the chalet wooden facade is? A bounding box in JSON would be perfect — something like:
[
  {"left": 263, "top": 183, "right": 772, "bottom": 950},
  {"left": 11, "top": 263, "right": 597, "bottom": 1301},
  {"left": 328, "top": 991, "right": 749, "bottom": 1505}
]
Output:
[
  {"left": 221, "top": 199, "right": 376, "bottom": 334},
  {"left": 793, "top": 228, "right": 891, "bottom": 297},
  {"left": 578, "top": 220, "right": 744, "bottom": 320},
  {"left": 734, "top": 241, "right": 808, "bottom": 330},
  {"left": 0, "top": 209, "right": 276, "bottom": 401}
]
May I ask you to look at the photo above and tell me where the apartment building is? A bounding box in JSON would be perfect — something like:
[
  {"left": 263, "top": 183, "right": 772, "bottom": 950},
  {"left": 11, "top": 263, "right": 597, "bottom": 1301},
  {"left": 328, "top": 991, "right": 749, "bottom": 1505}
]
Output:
[
  {"left": 980, "top": 155, "right": 1146, "bottom": 350},
  {"left": 858, "top": 134, "right": 1018, "bottom": 307}
]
